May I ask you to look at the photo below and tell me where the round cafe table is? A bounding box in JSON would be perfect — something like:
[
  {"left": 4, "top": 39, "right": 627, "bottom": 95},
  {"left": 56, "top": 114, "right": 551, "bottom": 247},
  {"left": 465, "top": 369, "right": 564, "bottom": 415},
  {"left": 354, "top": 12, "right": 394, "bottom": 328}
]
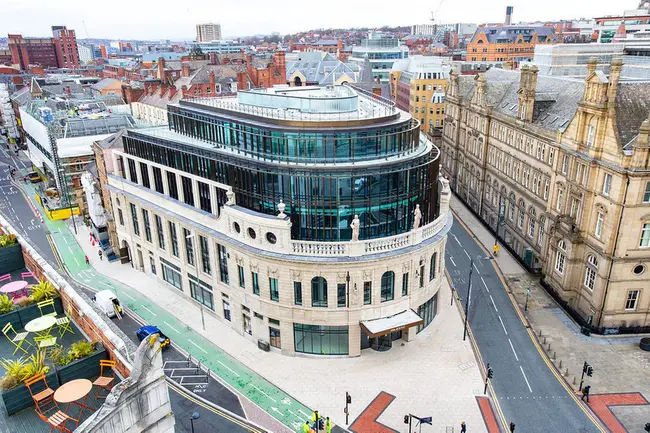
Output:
[
  {"left": 54, "top": 378, "right": 94, "bottom": 425},
  {"left": 0, "top": 280, "right": 29, "bottom": 299},
  {"left": 24, "top": 315, "right": 57, "bottom": 338}
]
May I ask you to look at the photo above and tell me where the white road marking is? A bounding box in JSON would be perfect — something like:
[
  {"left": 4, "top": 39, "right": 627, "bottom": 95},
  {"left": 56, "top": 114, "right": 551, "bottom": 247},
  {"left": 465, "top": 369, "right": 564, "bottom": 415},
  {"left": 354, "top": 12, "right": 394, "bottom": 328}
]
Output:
[
  {"left": 249, "top": 384, "right": 277, "bottom": 402},
  {"left": 498, "top": 315, "right": 508, "bottom": 335},
  {"left": 450, "top": 257, "right": 457, "bottom": 267},
  {"left": 122, "top": 292, "right": 135, "bottom": 301},
  {"left": 464, "top": 250, "right": 471, "bottom": 260},
  {"left": 19, "top": 222, "right": 23, "bottom": 229},
  {"left": 520, "top": 366, "right": 533, "bottom": 392},
  {"left": 142, "top": 305, "right": 157, "bottom": 316},
  {"left": 188, "top": 339, "right": 208, "bottom": 354},
  {"left": 63, "top": 236, "right": 69, "bottom": 245},
  {"left": 217, "top": 360, "right": 241, "bottom": 377},
  {"left": 508, "top": 338, "right": 519, "bottom": 361},
  {"left": 473, "top": 262, "right": 480, "bottom": 274},
  {"left": 490, "top": 295, "right": 498, "bottom": 312},
  {"left": 452, "top": 233, "right": 462, "bottom": 246},
  {"left": 298, "top": 409, "right": 311, "bottom": 418},
  {"left": 481, "top": 276, "right": 489, "bottom": 292},
  {"left": 73, "top": 257, "right": 80, "bottom": 266},
  {"left": 164, "top": 321, "right": 180, "bottom": 333}
]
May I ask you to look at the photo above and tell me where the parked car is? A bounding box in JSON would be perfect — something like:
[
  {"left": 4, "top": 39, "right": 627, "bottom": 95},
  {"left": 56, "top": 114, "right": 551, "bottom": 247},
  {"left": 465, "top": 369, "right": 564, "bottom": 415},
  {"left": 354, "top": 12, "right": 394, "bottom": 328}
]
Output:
[
  {"left": 92, "top": 290, "right": 122, "bottom": 318},
  {"left": 136, "top": 325, "right": 170, "bottom": 349},
  {"left": 27, "top": 172, "right": 42, "bottom": 183}
]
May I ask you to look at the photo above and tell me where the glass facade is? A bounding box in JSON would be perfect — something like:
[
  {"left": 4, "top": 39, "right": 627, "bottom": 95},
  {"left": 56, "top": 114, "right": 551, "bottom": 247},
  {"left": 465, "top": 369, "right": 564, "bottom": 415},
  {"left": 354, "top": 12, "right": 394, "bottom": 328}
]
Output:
[
  {"left": 311, "top": 277, "right": 328, "bottom": 307},
  {"left": 161, "top": 259, "right": 182, "bottom": 290},
  {"left": 294, "top": 324, "right": 349, "bottom": 355},
  {"left": 380, "top": 271, "right": 394, "bottom": 302},
  {"left": 189, "top": 274, "right": 214, "bottom": 310},
  {"left": 417, "top": 294, "right": 438, "bottom": 333},
  {"left": 122, "top": 92, "right": 440, "bottom": 242}
]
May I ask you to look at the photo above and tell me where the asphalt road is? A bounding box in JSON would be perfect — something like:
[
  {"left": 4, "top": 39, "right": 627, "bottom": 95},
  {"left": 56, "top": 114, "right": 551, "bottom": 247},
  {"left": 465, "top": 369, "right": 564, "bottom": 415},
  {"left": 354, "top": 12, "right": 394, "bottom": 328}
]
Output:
[
  {"left": 0, "top": 140, "right": 260, "bottom": 433},
  {"left": 445, "top": 217, "right": 601, "bottom": 433}
]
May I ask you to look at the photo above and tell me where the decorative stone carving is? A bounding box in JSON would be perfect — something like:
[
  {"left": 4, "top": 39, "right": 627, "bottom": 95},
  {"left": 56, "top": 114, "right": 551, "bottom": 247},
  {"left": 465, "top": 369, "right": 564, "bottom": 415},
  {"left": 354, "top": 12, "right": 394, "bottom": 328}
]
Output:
[
  {"left": 402, "top": 262, "right": 411, "bottom": 273},
  {"left": 235, "top": 255, "right": 244, "bottom": 266},
  {"left": 350, "top": 214, "right": 360, "bottom": 241},
  {"left": 413, "top": 204, "right": 422, "bottom": 230},
  {"left": 267, "top": 268, "right": 279, "bottom": 278},
  {"left": 337, "top": 272, "right": 348, "bottom": 283},
  {"left": 277, "top": 200, "right": 286, "bottom": 218},
  {"left": 225, "top": 190, "right": 235, "bottom": 206},
  {"left": 250, "top": 263, "right": 259, "bottom": 272},
  {"left": 291, "top": 270, "right": 302, "bottom": 280},
  {"left": 363, "top": 270, "right": 372, "bottom": 280}
]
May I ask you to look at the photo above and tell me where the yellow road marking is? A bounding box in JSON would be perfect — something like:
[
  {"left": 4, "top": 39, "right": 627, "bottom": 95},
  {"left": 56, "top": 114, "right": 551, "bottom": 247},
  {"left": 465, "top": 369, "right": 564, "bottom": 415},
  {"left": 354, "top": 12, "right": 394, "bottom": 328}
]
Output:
[{"left": 450, "top": 212, "right": 606, "bottom": 432}]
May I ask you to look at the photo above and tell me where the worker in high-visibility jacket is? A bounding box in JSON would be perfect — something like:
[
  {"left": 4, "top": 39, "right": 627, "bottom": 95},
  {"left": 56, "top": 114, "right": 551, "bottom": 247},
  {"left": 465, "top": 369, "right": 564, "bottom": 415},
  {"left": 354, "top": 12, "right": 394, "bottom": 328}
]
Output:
[
  {"left": 302, "top": 421, "right": 311, "bottom": 433},
  {"left": 325, "top": 417, "right": 333, "bottom": 433},
  {"left": 311, "top": 411, "right": 321, "bottom": 431}
]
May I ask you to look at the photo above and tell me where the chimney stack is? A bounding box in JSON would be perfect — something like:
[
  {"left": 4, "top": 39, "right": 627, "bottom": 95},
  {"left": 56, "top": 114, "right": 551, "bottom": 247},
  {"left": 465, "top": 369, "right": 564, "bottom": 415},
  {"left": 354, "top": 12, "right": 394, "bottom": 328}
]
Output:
[
  {"left": 169, "top": 86, "right": 177, "bottom": 99},
  {"left": 157, "top": 57, "right": 166, "bottom": 80},
  {"left": 505, "top": 6, "right": 513, "bottom": 25},
  {"left": 586, "top": 57, "right": 597, "bottom": 76},
  {"left": 209, "top": 53, "right": 217, "bottom": 65},
  {"left": 607, "top": 58, "right": 623, "bottom": 112},
  {"left": 181, "top": 63, "right": 191, "bottom": 77},
  {"left": 208, "top": 70, "right": 216, "bottom": 86}
]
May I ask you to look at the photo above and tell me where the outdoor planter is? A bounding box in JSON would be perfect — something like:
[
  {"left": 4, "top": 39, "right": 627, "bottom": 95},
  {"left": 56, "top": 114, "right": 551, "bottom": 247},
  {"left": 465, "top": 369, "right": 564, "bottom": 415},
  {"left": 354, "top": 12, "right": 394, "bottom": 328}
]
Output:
[
  {"left": 0, "top": 297, "right": 63, "bottom": 331},
  {"left": 0, "top": 244, "right": 24, "bottom": 274},
  {"left": 1, "top": 370, "right": 59, "bottom": 416},
  {"left": 0, "top": 310, "right": 21, "bottom": 331},
  {"left": 56, "top": 344, "right": 107, "bottom": 384}
]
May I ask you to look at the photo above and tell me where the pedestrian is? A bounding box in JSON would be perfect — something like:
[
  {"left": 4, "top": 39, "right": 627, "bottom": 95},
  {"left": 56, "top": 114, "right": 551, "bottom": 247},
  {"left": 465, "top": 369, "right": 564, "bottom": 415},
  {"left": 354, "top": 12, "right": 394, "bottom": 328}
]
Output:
[
  {"left": 582, "top": 385, "right": 590, "bottom": 403},
  {"left": 460, "top": 421, "right": 466, "bottom": 433},
  {"left": 98, "top": 249, "right": 103, "bottom": 261},
  {"left": 311, "top": 410, "right": 321, "bottom": 431},
  {"left": 325, "top": 417, "right": 332, "bottom": 433},
  {"left": 302, "top": 421, "right": 311, "bottom": 433},
  {"left": 85, "top": 255, "right": 89, "bottom": 265},
  {"left": 493, "top": 243, "right": 500, "bottom": 256},
  {"left": 23, "top": 175, "right": 27, "bottom": 183}
]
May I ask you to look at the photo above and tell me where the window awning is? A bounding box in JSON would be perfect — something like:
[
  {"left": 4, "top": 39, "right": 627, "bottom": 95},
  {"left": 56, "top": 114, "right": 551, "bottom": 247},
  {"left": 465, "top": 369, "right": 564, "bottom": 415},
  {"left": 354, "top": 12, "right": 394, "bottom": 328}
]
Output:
[{"left": 360, "top": 310, "right": 424, "bottom": 338}]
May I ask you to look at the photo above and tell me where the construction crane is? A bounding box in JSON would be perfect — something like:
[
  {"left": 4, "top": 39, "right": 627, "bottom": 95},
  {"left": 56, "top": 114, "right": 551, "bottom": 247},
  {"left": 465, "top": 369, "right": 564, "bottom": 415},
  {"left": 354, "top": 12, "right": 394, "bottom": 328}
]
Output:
[{"left": 82, "top": 20, "right": 90, "bottom": 38}]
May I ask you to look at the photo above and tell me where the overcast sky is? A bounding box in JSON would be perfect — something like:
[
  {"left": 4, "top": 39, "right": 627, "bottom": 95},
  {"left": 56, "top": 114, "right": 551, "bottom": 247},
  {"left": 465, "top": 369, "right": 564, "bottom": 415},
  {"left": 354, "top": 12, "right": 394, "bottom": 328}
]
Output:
[{"left": 3, "top": 0, "right": 631, "bottom": 40}]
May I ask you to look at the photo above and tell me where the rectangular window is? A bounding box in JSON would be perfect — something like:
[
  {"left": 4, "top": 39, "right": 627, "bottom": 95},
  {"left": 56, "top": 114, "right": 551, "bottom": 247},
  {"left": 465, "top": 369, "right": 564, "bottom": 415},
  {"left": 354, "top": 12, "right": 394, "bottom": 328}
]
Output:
[
  {"left": 167, "top": 172, "right": 179, "bottom": 200},
  {"left": 118, "top": 208, "right": 124, "bottom": 226},
  {"left": 402, "top": 272, "right": 409, "bottom": 296},
  {"left": 644, "top": 182, "right": 650, "bottom": 203},
  {"left": 199, "top": 235, "right": 211, "bottom": 275},
  {"left": 363, "top": 281, "right": 371, "bottom": 305},
  {"left": 223, "top": 300, "right": 231, "bottom": 321},
  {"left": 142, "top": 209, "right": 152, "bottom": 242},
  {"left": 293, "top": 324, "right": 349, "bottom": 355},
  {"left": 625, "top": 290, "right": 640, "bottom": 311},
  {"left": 294, "top": 281, "right": 302, "bottom": 305},
  {"left": 155, "top": 215, "right": 165, "bottom": 249},
  {"left": 556, "top": 190, "right": 564, "bottom": 212},
  {"left": 254, "top": 312, "right": 263, "bottom": 320},
  {"left": 140, "top": 162, "right": 150, "bottom": 189},
  {"left": 429, "top": 253, "right": 437, "bottom": 281},
  {"left": 217, "top": 243, "right": 229, "bottom": 284},
  {"left": 595, "top": 213, "right": 604, "bottom": 238},
  {"left": 640, "top": 223, "right": 650, "bottom": 247},
  {"left": 161, "top": 258, "right": 182, "bottom": 290},
  {"left": 150, "top": 257, "right": 156, "bottom": 275},
  {"left": 602, "top": 173, "right": 612, "bottom": 196},
  {"left": 238, "top": 265, "right": 245, "bottom": 288},
  {"left": 129, "top": 203, "right": 140, "bottom": 236},
  {"left": 420, "top": 265, "right": 425, "bottom": 287},
  {"left": 269, "top": 327, "right": 281, "bottom": 348},
  {"left": 337, "top": 283, "right": 346, "bottom": 307},
  {"left": 189, "top": 277, "right": 214, "bottom": 310},
  {"left": 128, "top": 159, "right": 137, "bottom": 182},
  {"left": 586, "top": 125, "right": 595, "bottom": 147},
  {"left": 183, "top": 228, "right": 194, "bottom": 266},
  {"left": 561, "top": 155, "right": 569, "bottom": 175},
  {"left": 269, "top": 278, "right": 279, "bottom": 302},
  {"left": 198, "top": 182, "right": 212, "bottom": 213},
  {"left": 584, "top": 266, "right": 596, "bottom": 291},
  {"left": 152, "top": 166, "right": 164, "bottom": 193},
  {"left": 252, "top": 272, "right": 260, "bottom": 295},
  {"left": 181, "top": 176, "right": 194, "bottom": 206},
  {"left": 169, "top": 222, "right": 179, "bottom": 257}
]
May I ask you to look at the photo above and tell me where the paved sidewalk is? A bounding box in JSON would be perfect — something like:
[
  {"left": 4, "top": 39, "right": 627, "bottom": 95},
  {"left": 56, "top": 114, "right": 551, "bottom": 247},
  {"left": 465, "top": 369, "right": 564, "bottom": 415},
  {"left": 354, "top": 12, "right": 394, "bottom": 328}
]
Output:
[{"left": 450, "top": 196, "right": 650, "bottom": 433}]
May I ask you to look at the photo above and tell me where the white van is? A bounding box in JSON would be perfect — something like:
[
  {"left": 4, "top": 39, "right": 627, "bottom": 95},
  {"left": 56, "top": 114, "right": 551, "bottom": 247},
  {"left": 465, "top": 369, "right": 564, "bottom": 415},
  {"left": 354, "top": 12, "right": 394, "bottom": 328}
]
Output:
[{"left": 92, "top": 290, "right": 122, "bottom": 318}]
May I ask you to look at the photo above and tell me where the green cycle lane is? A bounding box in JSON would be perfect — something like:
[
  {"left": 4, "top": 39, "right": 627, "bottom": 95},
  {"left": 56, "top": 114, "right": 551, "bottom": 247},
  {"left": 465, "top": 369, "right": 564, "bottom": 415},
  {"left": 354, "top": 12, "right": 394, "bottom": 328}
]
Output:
[{"left": 17, "top": 180, "right": 314, "bottom": 433}]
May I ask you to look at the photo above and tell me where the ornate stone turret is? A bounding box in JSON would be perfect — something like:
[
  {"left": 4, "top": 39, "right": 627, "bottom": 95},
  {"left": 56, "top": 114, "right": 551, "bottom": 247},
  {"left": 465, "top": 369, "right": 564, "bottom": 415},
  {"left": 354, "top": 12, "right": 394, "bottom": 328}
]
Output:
[
  {"left": 607, "top": 58, "right": 623, "bottom": 113},
  {"left": 586, "top": 57, "right": 597, "bottom": 76},
  {"left": 632, "top": 118, "right": 650, "bottom": 169}
]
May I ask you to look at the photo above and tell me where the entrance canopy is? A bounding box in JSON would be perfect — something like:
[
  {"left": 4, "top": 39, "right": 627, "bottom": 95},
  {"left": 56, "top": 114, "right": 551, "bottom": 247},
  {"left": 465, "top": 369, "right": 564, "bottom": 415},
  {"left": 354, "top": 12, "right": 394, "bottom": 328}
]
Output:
[{"left": 360, "top": 310, "right": 424, "bottom": 338}]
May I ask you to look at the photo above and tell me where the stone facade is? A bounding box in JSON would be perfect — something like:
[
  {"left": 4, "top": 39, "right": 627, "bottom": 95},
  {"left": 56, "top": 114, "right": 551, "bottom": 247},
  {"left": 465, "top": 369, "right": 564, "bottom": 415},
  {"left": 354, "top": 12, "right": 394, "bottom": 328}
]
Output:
[{"left": 443, "top": 59, "right": 650, "bottom": 331}]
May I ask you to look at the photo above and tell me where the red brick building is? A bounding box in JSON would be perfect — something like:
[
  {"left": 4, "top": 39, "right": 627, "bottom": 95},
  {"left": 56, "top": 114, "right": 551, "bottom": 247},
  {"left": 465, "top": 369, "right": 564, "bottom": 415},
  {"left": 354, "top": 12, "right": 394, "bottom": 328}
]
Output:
[{"left": 52, "top": 25, "right": 80, "bottom": 68}]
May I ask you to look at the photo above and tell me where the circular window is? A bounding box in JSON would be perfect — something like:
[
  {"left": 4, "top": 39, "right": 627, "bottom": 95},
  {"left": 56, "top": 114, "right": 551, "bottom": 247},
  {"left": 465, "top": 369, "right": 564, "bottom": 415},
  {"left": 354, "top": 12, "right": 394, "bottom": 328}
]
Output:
[
  {"left": 633, "top": 264, "right": 645, "bottom": 275},
  {"left": 247, "top": 228, "right": 257, "bottom": 239},
  {"left": 266, "top": 232, "right": 277, "bottom": 244},
  {"left": 233, "top": 222, "right": 241, "bottom": 233}
]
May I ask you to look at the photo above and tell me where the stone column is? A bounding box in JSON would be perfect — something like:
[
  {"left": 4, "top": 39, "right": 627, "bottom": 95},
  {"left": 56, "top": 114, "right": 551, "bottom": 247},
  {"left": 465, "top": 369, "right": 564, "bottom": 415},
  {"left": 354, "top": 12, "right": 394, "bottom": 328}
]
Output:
[
  {"left": 347, "top": 323, "right": 361, "bottom": 357},
  {"left": 147, "top": 164, "right": 155, "bottom": 191},
  {"left": 192, "top": 179, "right": 200, "bottom": 209},
  {"left": 135, "top": 161, "right": 142, "bottom": 185},
  {"left": 210, "top": 185, "right": 219, "bottom": 216},
  {"left": 280, "top": 320, "right": 295, "bottom": 356},
  {"left": 162, "top": 169, "right": 170, "bottom": 196}
]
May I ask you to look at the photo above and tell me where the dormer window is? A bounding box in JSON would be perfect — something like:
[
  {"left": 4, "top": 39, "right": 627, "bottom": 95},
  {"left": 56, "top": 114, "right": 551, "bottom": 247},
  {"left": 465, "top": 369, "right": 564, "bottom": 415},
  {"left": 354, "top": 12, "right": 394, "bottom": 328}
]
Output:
[
  {"left": 477, "top": 92, "right": 482, "bottom": 105},
  {"left": 586, "top": 124, "right": 595, "bottom": 147},
  {"left": 520, "top": 103, "right": 527, "bottom": 120}
]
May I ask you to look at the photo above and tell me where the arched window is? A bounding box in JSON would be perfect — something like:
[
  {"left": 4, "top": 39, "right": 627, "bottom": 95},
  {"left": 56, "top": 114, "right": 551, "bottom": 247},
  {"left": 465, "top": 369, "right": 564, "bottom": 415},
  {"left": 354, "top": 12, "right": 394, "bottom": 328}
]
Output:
[
  {"left": 485, "top": 175, "right": 491, "bottom": 201},
  {"left": 584, "top": 255, "right": 598, "bottom": 290},
  {"left": 527, "top": 208, "right": 536, "bottom": 238},
  {"left": 555, "top": 240, "right": 567, "bottom": 274},
  {"left": 380, "top": 271, "right": 395, "bottom": 302},
  {"left": 311, "top": 277, "right": 328, "bottom": 307},
  {"left": 492, "top": 181, "right": 498, "bottom": 206},
  {"left": 517, "top": 200, "right": 525, "bottom": 229},
  {"left": 508, "top": 193, "right": 516, "bottom": 221},
  {"left": 538, "top": 216, "right": 546, "bottom": 246},
  {"left": 429, "top": 253, "right": 437, "bottom": 281}
]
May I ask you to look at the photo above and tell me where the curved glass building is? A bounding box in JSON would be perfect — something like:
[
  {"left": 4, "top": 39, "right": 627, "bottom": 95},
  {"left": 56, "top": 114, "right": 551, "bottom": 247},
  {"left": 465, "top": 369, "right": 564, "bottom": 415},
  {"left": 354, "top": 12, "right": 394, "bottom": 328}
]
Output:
[{"left": 107, "top": 84, "right": 451, "bottom": 357}]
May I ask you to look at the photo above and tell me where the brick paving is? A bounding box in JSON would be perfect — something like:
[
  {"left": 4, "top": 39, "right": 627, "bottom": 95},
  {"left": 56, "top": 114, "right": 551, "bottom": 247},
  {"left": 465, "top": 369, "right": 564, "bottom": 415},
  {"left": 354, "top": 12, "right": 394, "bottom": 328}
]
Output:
[
  {"left": 476, "top": 397, "right": 500, "bottom": 433},
  {"left": 587, "top": 393, "right": 649, "bottom": 433},
  {"left": 349, "top": 392, "right": 398, "bottom": 433}
]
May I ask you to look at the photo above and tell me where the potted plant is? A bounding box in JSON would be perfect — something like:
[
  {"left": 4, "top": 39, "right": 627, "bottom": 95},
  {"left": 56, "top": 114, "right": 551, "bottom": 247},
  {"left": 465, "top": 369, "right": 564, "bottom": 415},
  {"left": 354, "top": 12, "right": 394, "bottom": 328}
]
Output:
[
  {"left": 29, "top": 280, "right": 57, "bottom": 302},
  {"left": 0, "top": 294, "right": 13, "bottom": 315},
  {"left": 56, "top": 340, "right": 107, "bottom": 384},
  {"left": 16, "top": 280, "right": 63, "bottom": 326},
  {"left": 0, "top": 351, "right": 58, "bottom": 415},
  {"left": 0, "top": 234, "right": 24, "bottom": 274},
  {"left": 0, "top": 293, "right": 20, "bottom": 330}
]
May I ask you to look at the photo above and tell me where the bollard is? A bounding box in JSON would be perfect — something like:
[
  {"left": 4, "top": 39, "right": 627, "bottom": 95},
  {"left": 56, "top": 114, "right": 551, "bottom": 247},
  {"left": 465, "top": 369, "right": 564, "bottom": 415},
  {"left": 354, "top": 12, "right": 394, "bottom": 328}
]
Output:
[
  {"left": 539, "top": 329, "right": 543, "bottom": 337},
  {"left": 553, "top": 351, "right": 556, "bottom": 360},
  {"left": 547, "top": 343, "right": 552, "bottom": 352},
  {"left": 558, "top": 359, "right": 562, "bottom": 368},
  {"left": 564, "top": 368, "right": 569, "bottom": 377},
  {"left": 573, "top": 376, "right": 577, "bottom": 385},
  {"left": 543, "top": 336, "right": 547, "bottom": 344}
]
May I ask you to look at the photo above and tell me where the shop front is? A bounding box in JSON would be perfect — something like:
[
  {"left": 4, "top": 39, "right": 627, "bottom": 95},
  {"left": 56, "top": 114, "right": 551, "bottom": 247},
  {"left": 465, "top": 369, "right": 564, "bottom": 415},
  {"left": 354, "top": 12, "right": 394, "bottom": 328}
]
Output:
[{"left": 360, "top": 310, "right": 424, "bottom": 352}]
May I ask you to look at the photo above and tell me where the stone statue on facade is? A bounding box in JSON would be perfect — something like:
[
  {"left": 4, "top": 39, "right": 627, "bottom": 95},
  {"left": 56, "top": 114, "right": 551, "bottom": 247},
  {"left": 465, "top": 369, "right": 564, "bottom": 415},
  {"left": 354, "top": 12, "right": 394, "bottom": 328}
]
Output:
[
  {"left": 413, "top": 204, "right": 422, "bottom": 230},
  {"left": 225, "top": 190, "right": 235, "bottom": 206},
  {"left": 350, "top": 214, "right": 360, "bottom": 242}
]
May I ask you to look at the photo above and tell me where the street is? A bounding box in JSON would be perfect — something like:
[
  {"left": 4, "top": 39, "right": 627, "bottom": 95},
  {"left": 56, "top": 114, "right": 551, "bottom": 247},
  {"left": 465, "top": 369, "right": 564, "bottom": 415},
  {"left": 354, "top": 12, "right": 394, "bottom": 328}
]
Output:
[{"left": 446, "top": 217, "right": 602, "bottom": 433}]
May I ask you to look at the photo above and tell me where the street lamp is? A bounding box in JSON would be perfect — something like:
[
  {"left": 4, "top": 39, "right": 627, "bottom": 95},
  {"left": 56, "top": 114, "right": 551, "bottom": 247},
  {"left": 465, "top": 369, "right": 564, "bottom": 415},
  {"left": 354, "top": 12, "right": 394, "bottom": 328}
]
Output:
[
  {"left": 346, "top": 271, "right": 350, "bottom": 308},
  {"left": 186, "top": 232, "right": 205, "bottom": 331},
  {"left": 524, "top": 289, "right": 531, "bottom": 311},
  {"left": 190, "top": 412, "right": 200, "bottom": 433},
  {"left": 463, "top": 256, "right": 492, "bottom": 341}
]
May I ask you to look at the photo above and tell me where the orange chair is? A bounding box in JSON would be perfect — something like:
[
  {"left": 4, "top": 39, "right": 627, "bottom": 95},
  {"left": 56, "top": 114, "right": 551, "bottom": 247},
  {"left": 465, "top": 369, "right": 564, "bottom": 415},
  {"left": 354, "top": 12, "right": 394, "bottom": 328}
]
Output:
[
  {"left": 93, "top": 360, "right": 116, "bottom": 399},
  {"left": 36, "top": 410, "right": 75, "bottom": 433},
  {"left": 25, "top": 373, "right": 55, "bottom": 412}
]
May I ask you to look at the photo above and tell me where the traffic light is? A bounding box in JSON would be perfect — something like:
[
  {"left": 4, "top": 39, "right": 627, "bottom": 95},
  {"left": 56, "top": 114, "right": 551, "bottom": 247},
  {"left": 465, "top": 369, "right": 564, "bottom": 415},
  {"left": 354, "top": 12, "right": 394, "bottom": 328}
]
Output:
[
  {"left": 586, "top": 366, "right": 593, "bottom": 377},
  {"left": 509, "top": 421, "right": 516, "bottom": 432},
  {"left": 583, "top": 362, "right": 589, "bottom": 373},
  {"left": 347, "top": 394, "right": 352, "bottom": 404},
  {"left": 644, "top": 422, "right": 650, "bottom": 432},
  {"left": 404, "top": 415, "right": 409, "bottom": 424},
  {"left": 487, "top": 368, "right": 494, "bottom": 379}
]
